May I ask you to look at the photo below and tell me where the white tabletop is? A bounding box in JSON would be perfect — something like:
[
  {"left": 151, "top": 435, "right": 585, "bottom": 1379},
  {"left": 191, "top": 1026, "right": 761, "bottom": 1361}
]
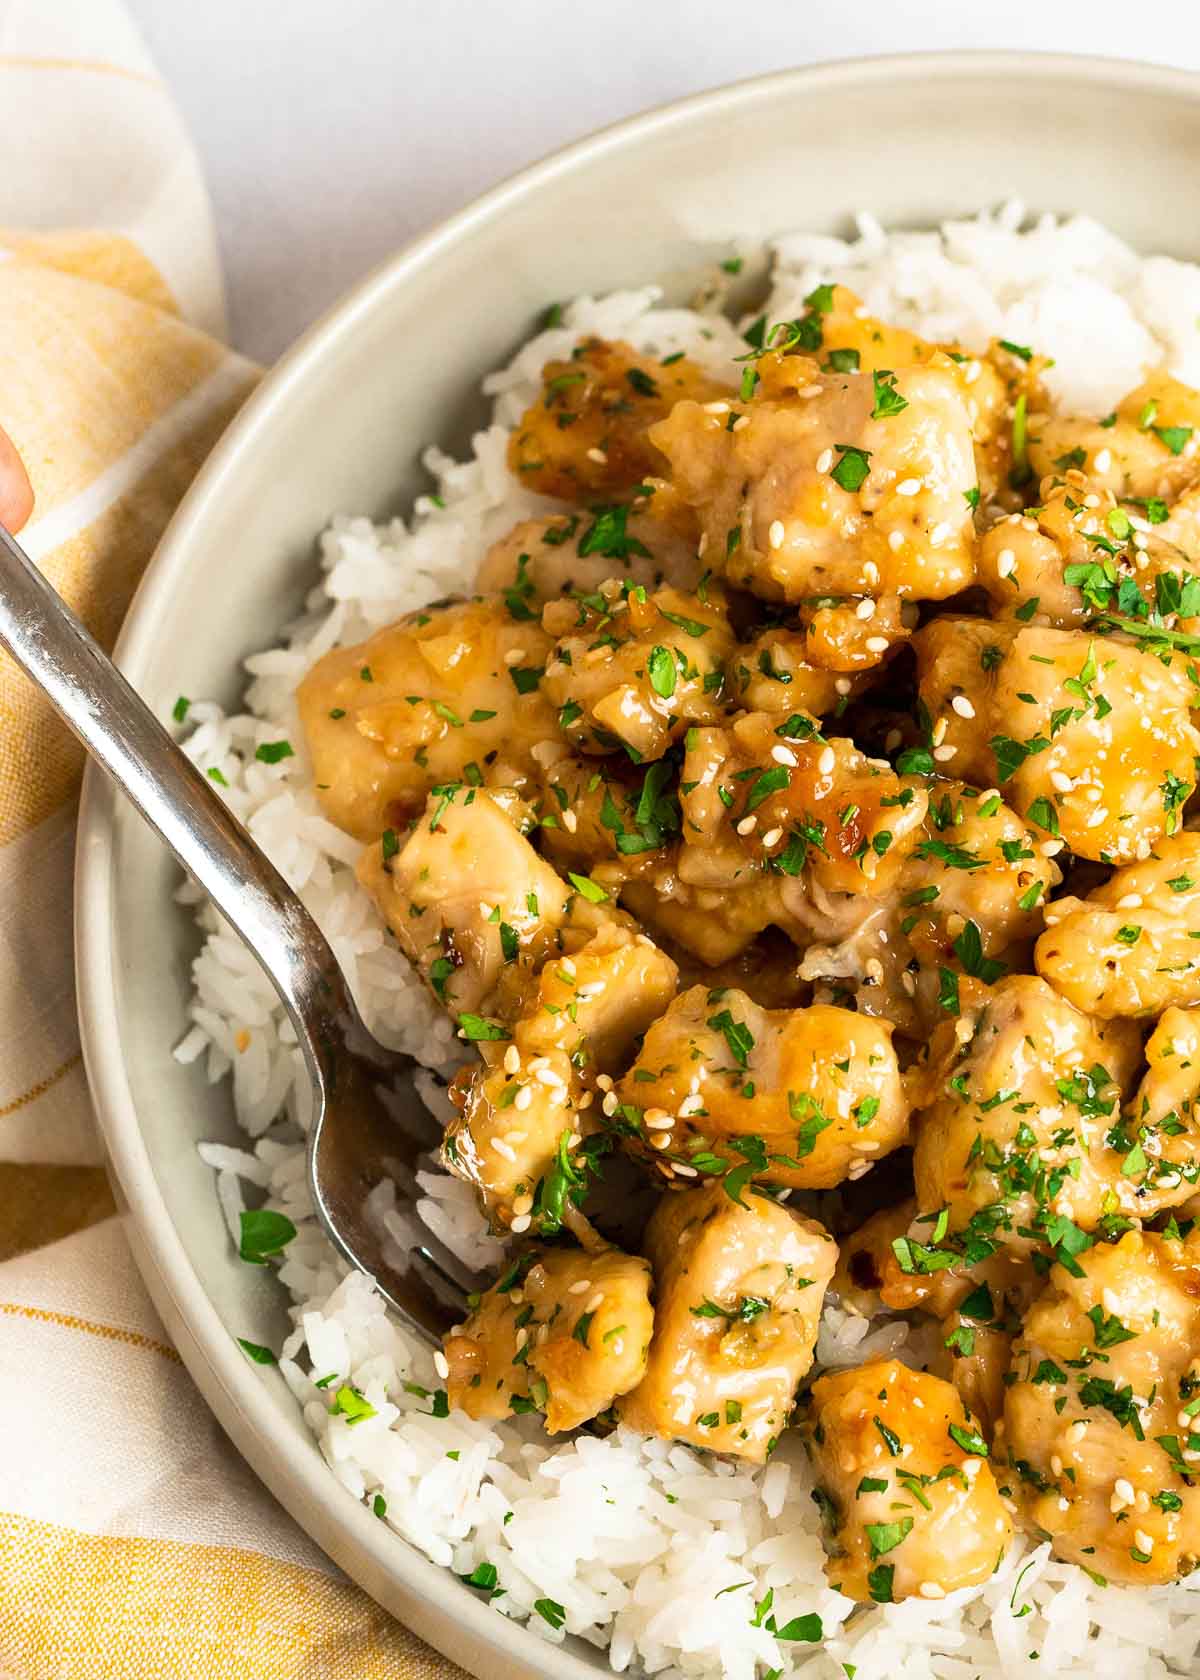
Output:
[{"left": 127, "top": 0, "right": 1200, "bottom": 363}]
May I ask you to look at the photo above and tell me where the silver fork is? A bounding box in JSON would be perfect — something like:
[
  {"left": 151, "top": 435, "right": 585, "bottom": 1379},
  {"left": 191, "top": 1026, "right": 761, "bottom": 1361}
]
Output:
[{"left": 0, "top": 522, "right": 475, "bottom": 1343}]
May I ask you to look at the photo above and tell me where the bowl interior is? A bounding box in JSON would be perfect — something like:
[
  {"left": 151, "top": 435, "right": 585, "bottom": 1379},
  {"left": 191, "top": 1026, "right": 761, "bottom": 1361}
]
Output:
[{"left": 78, "top": 53, "right": 1200, "bottom": 1680}]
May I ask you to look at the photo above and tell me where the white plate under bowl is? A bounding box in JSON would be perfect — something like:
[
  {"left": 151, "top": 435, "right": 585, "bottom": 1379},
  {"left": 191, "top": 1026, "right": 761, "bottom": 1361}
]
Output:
[{"left": 75, "top": 52, "right": 1200, "bottom": 1680}]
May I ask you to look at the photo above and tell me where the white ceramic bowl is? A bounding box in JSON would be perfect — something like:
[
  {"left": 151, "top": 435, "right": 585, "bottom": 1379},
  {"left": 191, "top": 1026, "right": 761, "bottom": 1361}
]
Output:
[{"left": 75, "top": 52, "right": 1200, "bottom": 1680}]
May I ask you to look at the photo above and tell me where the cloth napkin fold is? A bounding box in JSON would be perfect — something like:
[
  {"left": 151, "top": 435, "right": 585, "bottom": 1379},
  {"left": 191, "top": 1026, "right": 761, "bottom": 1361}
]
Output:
[{"left": 0, "top": 2, "right": 464, "bottom": 1674}]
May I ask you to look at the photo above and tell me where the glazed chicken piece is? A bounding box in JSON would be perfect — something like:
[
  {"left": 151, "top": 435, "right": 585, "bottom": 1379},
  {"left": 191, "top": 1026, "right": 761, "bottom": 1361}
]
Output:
[
  {"left": 912, "top": 975, "right": 1147, "bottom": 1248},
  {"left": 763, "top": 282, "right": 1009, "bottom": 499},
  {"left": 507, "top": 336, "right": 730, "bottom": 501},
  {"left": 618, "top": 874, "right": 787, "bottom": 968},
  {"left": 614, "top": 985, "right": 909, "bottom": 1191},
  {"left": 678, "top": 711, "right": 928, "bottom": 901},
  {"left": 650, "top": 352, "right": 977, "bottom": 608},
  {"left": 540, "top": 583, "right": 734, "bottom": 761},
  {"left": 358, "top": 786, "right": 589, "bottom": 1021},
  {"left": 477, "top": 507, "right": 702, "bottom": 606},
  {"left": 503, "top": 920, "right": 678, "bottom": 1078},
  {"left": 1036, "top": 832, "right": 1200, "bottom": 1017},
  {"left": 618, "top": 1180, "right": 835, "bottom": 1460},
  {"left": 800, "top": 1359, "right": 1012, "bottom": 1603},
  {"left": 834, "top": 1198, "right": 1035, "bottom": 1323},
  {"left": 444, "top": 921, "right": 677, "bottom": 1232},
  {"left": 531, "top": 751, "right": 679, "bottom": 884},
  {"left": 888, "top": 780, "right": 1063, "bottom": 1024},
  {"left": 297, "top": 597, "right": 559, "bottom": 841},
  {"left": 930, "top": 1317, "right": 1016, "bottom": 1443},
  {"left": 726, "top": 625, "right": 871, "bottom": 719},
  {"left": 1000, "top": 1228, "right": 1200, "bottom": 1585},
  {"left": 914, "top": 617, "right": 1200, "bottom": 864},
  {"left": 834, "top": 1199, "right": 1033, "bottom": 1438},
  {"left": 445, "top": 1242, "right": 654, "bottom": 1432},
  {"left": 1028, "top": 371, "right": 1200, "bottom": 504},
  {"left": 977, "top": 480, "right": 1200, "bottom": 629}
]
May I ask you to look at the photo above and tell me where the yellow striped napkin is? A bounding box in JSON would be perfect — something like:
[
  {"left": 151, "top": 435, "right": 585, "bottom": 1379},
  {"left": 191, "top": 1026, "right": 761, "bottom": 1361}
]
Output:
[{"left": 0, "top": 2, "right": 463, "bottom": 1673}]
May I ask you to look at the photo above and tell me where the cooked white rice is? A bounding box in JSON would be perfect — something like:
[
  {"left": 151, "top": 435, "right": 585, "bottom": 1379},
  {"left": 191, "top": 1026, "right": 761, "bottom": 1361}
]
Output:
[{"left": 178, "top": 203, "right": 1200, "bottom": 1678}]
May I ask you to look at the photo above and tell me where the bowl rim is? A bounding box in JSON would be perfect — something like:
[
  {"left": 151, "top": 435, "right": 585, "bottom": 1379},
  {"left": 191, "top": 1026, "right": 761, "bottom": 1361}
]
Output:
[{"left": 74, "top": 46, "right": 1200, "bottom": 1679}]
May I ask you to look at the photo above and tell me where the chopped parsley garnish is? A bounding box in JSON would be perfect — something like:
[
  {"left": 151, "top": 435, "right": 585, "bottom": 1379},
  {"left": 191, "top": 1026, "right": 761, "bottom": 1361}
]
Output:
[
  {"left": 829, "top": 444, "right": 872, "bottom": 494},
  {"left": 238, "top": 1208, "right": 297, "bottom": 1265},
  {"left": 235, "top": 1337, "right": 277, "bottom": 1364},
  {"left": 457, "top": 1013, "right": 511, "bottom": 1042}
]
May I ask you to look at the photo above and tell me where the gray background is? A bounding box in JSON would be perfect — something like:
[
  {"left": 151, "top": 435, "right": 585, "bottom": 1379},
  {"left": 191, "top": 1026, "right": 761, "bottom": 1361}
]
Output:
[{"left": 127, "top": 0, "right": 1200, "bottom": 362}]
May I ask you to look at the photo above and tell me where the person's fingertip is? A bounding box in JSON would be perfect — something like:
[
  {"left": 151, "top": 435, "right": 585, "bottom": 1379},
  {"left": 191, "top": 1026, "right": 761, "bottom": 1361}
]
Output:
[{"left": 0, "top": 428, "right": 33, "bottom": 533}]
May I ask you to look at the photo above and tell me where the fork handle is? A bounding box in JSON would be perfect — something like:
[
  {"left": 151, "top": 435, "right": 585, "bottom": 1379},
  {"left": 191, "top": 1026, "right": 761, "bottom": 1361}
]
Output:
[{"left": 0, "top": 522, "right": 350, "bottom": 1082}]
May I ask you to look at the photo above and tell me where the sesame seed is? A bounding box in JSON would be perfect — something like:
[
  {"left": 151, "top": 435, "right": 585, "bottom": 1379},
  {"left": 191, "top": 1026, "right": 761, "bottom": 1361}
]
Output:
[
  {"left": 703, "top": 401, "right": 730, "bottom": 415},
  {"left": 515, "top": 1327, "right": 528, "bottom": 1351},
  {"left": 996, "top": 548, "right": 1017, "bottom": 578},
  {"left": 1135, "top": 1530, "right": 1155, "bottom": 1555},
  {"left": 644, "top": 1108, "right": 673, "bottom": 1129},
  {"left": 434, "top": 1350, "right": 450, "bottom": 1378},
  {"left": 1041, "top": 839, "right": 1064, "bottom": 856},
  {"left": 568, "top": 1278, "right": 591, "bottom": 1295},
  {"left": 678, "top": 1094, "right": 705, "bottom": 1117},
  {"left": 1050, "top": 770, "right": 1073, "bottom": 793},
  {"left": 736, "top": 815, "right": 758, "bottom": 836},
  {"left": 1095, "top": 448, "right": 1113, "bottom": 473},
  {"left": 818, "top": 746, "right": 836, "bottom": 776},
  {"left": 761, "top": 826, "right": 783, "bottom": 847},
  {"left": 650, "top": 1133, "right": 671, "bottom": 1150},
  {"left": 895, "top": 477, "right": 922, "bottom": 497},
  {"left": 865, "top": 636, "right": 889, "bottom": 654},
  {"left": 560, "top": 961, "right": 577, "bottom": 980},
  {"left": 1050, "top": 1454, "right": 1063, "bottom": 1477},
  {"left": 504, "top": 1046, "right": 521, "bottom": 1075},
  {"left": 672, "top": 1162, "right": 699, "bottom": 1177},
  {"left": 816, "top": 448, "right": 834, "bottom": 474},
  {"left": 1115, "top": 893, "right": 1143, "bottom": 909},
  {"left": 586, "top": 447, "right": 608, "bottom": 464},
  {"left": 931, "top": 717, "right": 948, "bottom": 746},
  {"left": 514, "top": 1087, "right": 533, "bottom": 1112},
  {"left": 887, "top": 529, "right": 905, "bottom": 551},
  {"left": 504, "top": 648, "right": 527, "bottom": 666},
  {"left": 856, "top": 598, "right": 877, "bottom": 620},
  {"left": 768, "top": 519, "right": 786, "bottom": 549},
  {"left": 930, "top": 520, "right": 953, "bottom": 545},
  {"left": 601, "top": 1092, "right": 619, "bottom": 1116},
  {"left": 951, "top": 694, "right": 976, "bottom": 719},
  {"left": 511, "top": 1193, "right": 533, "bottom": 1216},
  {"left": 919, "top": 1583, "right": 946, "bottom": 1600},
  {"left": 771, "top": 744, "right": 798, "bottom": 766},
  {"left": 585, "top": 1291, "right": 605, "bottom": 1314},
  {"left": 933, "top": 744, "right": 957, "bottom": 762},
  {"left": 562, "top": 809, "right": 578, "bottom": 833},
  {"left": 510, "top": 1213, "right": 532, "bottom": 1233},
  {"left": 834, "top": 678, "right": 852, "bottom": 696},
  {"left": 577, "top": 981, "right": 605, "bottom": 999},
  {"left": 733, "top": 415, "right": 750, "bottom": 431},
  {"left": 863, "top": 561, "right": 880, "bottom": 586},
  {"left": 491, "top": 1138, "right": 517, "bottom": 1162},
  {"left": 595, "top": 1073, "right": 613, "bottom": 1092}
]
